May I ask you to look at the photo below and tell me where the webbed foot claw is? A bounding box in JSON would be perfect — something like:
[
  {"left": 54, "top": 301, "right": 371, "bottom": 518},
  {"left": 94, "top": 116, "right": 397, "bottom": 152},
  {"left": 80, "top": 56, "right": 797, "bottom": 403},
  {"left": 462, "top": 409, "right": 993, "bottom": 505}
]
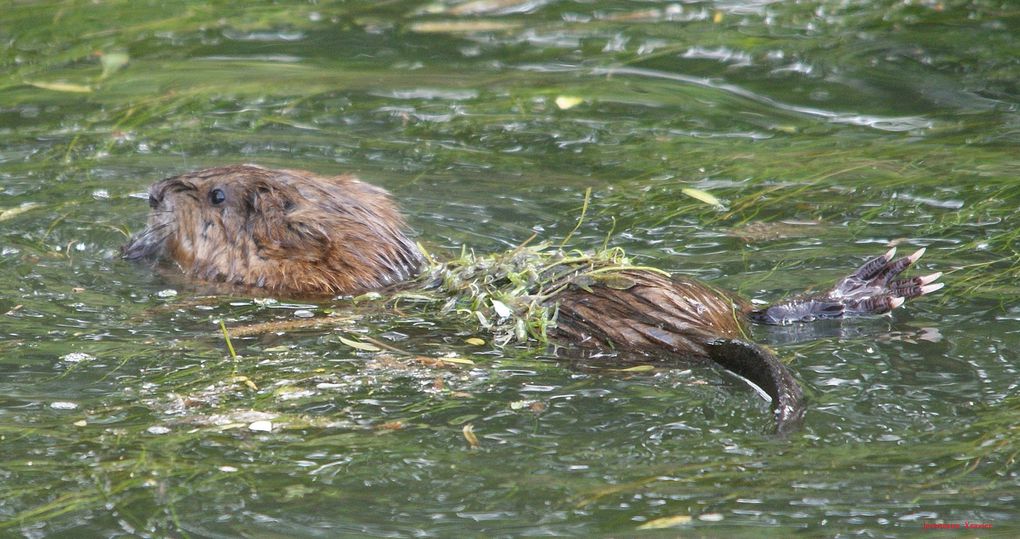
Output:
[{"left": 752, "top": 247, "right": 942, "bottom": 325}]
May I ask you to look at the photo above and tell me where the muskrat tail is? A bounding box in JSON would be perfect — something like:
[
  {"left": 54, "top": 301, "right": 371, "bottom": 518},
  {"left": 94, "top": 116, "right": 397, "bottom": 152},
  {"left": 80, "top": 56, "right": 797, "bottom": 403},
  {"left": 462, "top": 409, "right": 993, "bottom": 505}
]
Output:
[
  {"left": 551, "top": 269, "right": 806, "bottom": 434},
  {"left": 705, "top": 339, "right": 805, "bottom": 435}
]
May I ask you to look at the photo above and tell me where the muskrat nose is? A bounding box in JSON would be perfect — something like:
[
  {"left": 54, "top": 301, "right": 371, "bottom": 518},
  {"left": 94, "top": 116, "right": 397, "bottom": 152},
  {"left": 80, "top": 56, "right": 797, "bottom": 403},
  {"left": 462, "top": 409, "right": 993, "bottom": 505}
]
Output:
[{"left": 121, "top": 225, "right": 167, "bottom": 260}]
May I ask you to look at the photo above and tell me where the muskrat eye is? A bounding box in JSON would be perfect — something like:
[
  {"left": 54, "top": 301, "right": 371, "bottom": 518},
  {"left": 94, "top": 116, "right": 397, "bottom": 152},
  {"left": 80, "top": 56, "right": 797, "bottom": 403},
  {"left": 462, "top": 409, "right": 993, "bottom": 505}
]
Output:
[
  {"left": 148, "top": 195, "right": 158, "bottom": 209},
  {"left": 209, "top": 188, "right": 226, "bottom": 205}
]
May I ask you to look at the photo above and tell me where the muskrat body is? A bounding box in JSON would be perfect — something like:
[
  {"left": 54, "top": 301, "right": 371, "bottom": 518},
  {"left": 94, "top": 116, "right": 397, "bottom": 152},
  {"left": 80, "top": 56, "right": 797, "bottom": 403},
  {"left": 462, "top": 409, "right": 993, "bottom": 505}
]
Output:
[{"left": 124, "top": 165, "right": 942, "bottom": 432}]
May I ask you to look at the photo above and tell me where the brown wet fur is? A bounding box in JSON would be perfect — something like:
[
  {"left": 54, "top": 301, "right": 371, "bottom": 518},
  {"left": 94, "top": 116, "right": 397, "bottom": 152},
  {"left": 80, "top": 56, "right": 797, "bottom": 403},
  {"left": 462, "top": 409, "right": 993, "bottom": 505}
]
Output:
[
  {"left": 124, "top": 165, "right": 804, "bottom": 432},
  {"left": 123, "top": 165, "right": 422, "bottom": 296},
  {"left": 550, "top": 270, "right": 805, "bottom": 432},
  {"left": 552, "top": 270, "right": 748, "bottom": 356},
  {"left": 125, "top": 165, "right": 749, "bottom": 358}
]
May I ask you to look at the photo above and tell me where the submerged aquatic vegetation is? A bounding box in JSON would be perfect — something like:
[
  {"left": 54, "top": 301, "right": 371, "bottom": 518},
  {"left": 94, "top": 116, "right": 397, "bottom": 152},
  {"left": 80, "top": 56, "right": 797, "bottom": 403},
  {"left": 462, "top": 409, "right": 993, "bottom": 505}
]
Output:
[
  {"left": 386, "top": 187, "right": 664, "bottom": 349},
  {"left": 414, "top": 238, "right": 669, "bottom": 348},
  {"left": 2, "top": 0, "right": 1019, "bottom": 536}
]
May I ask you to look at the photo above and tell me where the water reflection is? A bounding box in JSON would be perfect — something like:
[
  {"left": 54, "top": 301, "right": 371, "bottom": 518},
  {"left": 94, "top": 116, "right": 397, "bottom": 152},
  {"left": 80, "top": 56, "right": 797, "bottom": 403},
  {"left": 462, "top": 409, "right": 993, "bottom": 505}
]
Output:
[
  {"left": 594, "top": 66, "right": 936, "bottom": 132},
  {"left": 758, "top": 321, "right": 943, "bottom": 347}
]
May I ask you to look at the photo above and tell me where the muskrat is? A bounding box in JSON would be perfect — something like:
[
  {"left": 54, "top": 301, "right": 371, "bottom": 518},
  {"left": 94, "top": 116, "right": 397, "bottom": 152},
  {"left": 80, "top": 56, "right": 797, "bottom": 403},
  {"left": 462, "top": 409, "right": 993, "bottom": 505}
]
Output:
[{"left": 123, "top": 165, "right": 943, "bottom": 433}]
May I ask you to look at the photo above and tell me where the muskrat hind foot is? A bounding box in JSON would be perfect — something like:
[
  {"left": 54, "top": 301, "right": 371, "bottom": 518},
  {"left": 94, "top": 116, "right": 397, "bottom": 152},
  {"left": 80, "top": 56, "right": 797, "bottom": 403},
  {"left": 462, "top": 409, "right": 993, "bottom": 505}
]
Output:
[{"left": 751, "top": 247, "right": 944, "bottom": 325}]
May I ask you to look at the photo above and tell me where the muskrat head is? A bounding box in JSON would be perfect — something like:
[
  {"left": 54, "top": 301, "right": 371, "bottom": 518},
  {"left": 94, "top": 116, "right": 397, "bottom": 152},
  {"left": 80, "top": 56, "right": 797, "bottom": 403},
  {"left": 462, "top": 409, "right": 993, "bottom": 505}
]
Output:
[{"left": 122, "top": 165, "right": 423, "bottom": 296}]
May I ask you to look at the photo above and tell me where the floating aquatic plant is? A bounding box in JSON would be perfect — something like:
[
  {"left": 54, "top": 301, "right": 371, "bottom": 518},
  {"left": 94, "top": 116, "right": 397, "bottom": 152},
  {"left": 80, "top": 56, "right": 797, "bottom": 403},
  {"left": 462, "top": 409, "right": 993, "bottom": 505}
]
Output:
[
  {"left": 389, "top": 185, "right": 670, "bottom": 349},
  {"left": 411, "top": 238, "right": 669, "bottom": 348}
]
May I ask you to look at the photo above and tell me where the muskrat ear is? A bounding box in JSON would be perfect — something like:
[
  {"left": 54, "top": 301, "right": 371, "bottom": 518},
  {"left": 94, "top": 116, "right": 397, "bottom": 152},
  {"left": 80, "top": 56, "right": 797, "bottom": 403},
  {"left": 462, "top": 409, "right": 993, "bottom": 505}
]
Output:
[
  {"left": 245, "top": 181, "right": 295, "bottom": 217},
  {"left": 246, "top": 181, "right": 327, "bottom": 260}
]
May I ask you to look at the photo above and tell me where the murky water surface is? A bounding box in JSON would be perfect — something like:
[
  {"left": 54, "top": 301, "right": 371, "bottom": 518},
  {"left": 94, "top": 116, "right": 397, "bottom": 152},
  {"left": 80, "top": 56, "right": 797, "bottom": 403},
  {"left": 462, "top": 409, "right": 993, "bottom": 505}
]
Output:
[{"left": 2, "top": 1, "right": 1018, "bottom": 536}]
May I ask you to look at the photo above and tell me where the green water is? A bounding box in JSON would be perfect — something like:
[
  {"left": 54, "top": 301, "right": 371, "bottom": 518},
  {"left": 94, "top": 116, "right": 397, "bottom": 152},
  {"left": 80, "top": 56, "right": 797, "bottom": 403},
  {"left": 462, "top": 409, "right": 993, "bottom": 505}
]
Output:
[{"left": 2, "top": 1, "right": 1018, "bottom": 536}]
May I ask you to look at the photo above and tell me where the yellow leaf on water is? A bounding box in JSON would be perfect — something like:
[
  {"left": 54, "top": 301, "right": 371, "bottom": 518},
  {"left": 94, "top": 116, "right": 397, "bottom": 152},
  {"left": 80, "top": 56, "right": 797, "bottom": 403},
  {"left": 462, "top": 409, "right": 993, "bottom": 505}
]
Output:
[
  {"left": 462, "top": 423, "right": 480, "bottom": 449},
  {"left": 413, "top": 355, "right": 476, "bottom": 368},
  {"left": 555, "top": 96, "right": 584, "bottom": 110},
  {"left": 25, "top": 81, "right": 92, "bottom": 93},
  {"left": 409, "top": 20, "right": 521, "bottom": 34},
  {"left": 0, "top": 202, "right": 40, "bottom": 221},
  {"left": 338, "top": 336, "right": 381, "bottom": 352},
  {"left": 436, "top": 356, "right": 475, "bottom": 366},
  {"left": 230, "top": 376, "right": 259, "bottom": 391},
  {"left": 636, "top": 515, "right": 693, "bottom": 530},
  {"left": 612, "top": 365, "right": 656, "bottom": 373},
  {"left": 465, "top": 337, "right": 486, "bottom": 346},
  {"left": 681, "top": 187, "right": 725, "bottom": 209}
]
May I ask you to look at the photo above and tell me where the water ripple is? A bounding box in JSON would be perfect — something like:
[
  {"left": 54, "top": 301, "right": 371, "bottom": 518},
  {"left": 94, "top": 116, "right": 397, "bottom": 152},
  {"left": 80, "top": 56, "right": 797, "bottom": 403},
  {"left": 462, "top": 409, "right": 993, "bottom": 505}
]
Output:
[{"left": 591, "top": 66, "right": 935, "bottom": 132}]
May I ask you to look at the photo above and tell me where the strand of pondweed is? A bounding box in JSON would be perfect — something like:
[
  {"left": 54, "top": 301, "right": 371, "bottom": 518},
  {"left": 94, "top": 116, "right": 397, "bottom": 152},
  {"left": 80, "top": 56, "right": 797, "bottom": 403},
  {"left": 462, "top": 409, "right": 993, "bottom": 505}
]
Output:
[
  {"left": 416, "top": 239, "right": 662, "bottom": 348},
  {"left": 219, "top": 319, "right": 238, "bottom": 360},
  {"left": 559, "top": 187, "right": 592, "bottom": 249}
]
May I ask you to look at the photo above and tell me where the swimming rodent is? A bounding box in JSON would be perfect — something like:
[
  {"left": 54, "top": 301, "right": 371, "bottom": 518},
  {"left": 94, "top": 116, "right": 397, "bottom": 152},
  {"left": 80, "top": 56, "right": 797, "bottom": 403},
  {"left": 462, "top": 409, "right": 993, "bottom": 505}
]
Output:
[{"left": 123, "top": 164, "right": 943, "bottom": 433}]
